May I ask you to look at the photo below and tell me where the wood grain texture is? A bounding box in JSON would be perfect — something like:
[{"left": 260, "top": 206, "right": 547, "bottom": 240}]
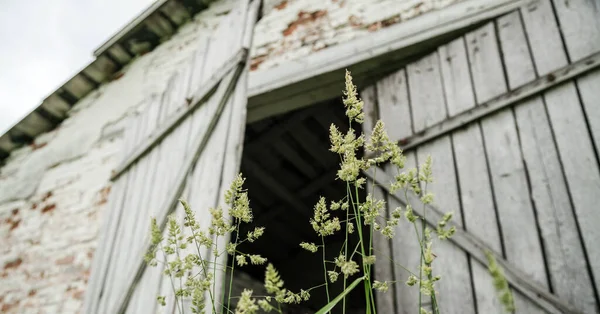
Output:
[
  {"left": 416, "top": 137, "right": 475, "bottom": 314},
  {"left": 465, "top": 22, "right": 507, "bottom": 103},
  {"left": 376, "top": 69, "right": 413, "bottom": 140},
  {"left": 577, "top": 69, "right": 600, "bottom": 169},
  {"left": 497, "top": 11, "right": 536, "bottom": 89},
  {"left": 365, "top": 166, "right": 581, "bottom": 314},
  {"left": 519, "top": 0, "right": 568, "bottom": 75},
  {"left": 409, "top": 49, "right": 474, "bottom": 314},
  {"left": 545, "top": 82, "right": 600, "bottom": 301},
  {"left": 503, "top": 8, "right": 597, "bottom": 312},
  {"left": 472, "top": 19, "right": 548, "bottom": 314},
  {"left": 407, "top": 53, "right": 447, "bottom": 133},
  {"left": 515, "top": 96, "right": 597, "bottom": 313},
  {"left": 393, "top": 51, "right": 600, "bottom": 152},
  {"left": 362, "top": 83, "right": 396, "bottom": 314},
  {"left": 86, "top": 1, "right": 255, "bottom": 312},
  {"left": 551, "top": 0, "right": 600, "bottom": 62},
  {"left": 390, "top": 152, "right": 423, "bottom": 314},
  {"left": 437, "top": 27, "right": 505, "bottom": 313},
  {"left": 437, "top": 37, "right": 476, "bottom": 116}
]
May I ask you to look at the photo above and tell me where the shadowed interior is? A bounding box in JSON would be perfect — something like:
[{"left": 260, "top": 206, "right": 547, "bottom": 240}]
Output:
[{"left": 235, "top": 98, "right": 368, "bottom": 313}]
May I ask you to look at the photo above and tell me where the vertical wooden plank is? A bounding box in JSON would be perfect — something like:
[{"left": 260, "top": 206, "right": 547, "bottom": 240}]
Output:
[
  {"left": 370, "top": 179, "right": 397, "bottom": 314},
  {"left": 452, "top": 122, "right": 504, "bottom": 314},
  {"left": 520, "top": 0, "right": 568, "bottom": 75},
  {"left": 188, "top": 35, "right": 211, "bottom": 98},
  {"left": 500, "top": 10, "right": 597, "bottom": 312},
  {"left": 211, "top": 67, "right": 250, "bottom": 312},
  {"left": 551, "top": 0, "right": 600, "bottom": 62},
  {"left": 362, "top": 84, "right": 396, "bottom": 314},
  {"left": 83, "top": 177, "right": 128, "bottom": 314},
  {"left": 84, "top": 112, "right": 141, "bottom": 313},
  {"left": 481, "top": 109, "right": 548, "bottom": 284},
  {"left": 114, "top": 96, "right": 163, "bottom": 283},
  {"left": 390, "top": 151, "right": 423, "bottom": 314},
  {"left": 544, "top": 82, "right": 600, "bottom": 298},
  {"left": 368, "top": 65, "right": 420, "bottom": 313},
  {"left": 437, "top": 37, "right": 476, "bottom": 116},
  {"left": 361, "top": 85, "right": 378, "bottom": 140},
  {"left": 438, "top": 33, "right": 502, "bottom": 314},
  {"left": 100, "top": 106, "right": 156, "bottom": 313},
  {"left": 515, "top": 97, "right": 597, "bottom": 313},
  {"left": 130, "top": 60, "right": 197, "bottom": 314},
  {"left": 497, "top": 12, "right": 536, "bottom": 88},
  {"left": 471, "top": 19, "right": 548, "bottom": 314},
  {"left": 407, "top": 53, "right": 447, "bottom": 132},
  {"left": 376, "top": 69, "right": 413, "bottom": 139},
  {"left": 577, "top": 70, "right": 600, "bottom": 163},
  {"left": 465, "top": 22, "right": 507, "bottom": 103},
  {"left": 416, "top": 137, "right": 475, "bottom": 314},
  {"left": 520, "top": 0, "right": 600, "bottom": 305},
  {"left": 408, "top": 49, "right": 474, "bottom": 314}
]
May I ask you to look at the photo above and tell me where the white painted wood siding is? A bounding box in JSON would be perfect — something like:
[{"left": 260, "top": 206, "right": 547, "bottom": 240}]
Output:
[{"left": 83, "top": 1, "right": 258, "bottom": 313}]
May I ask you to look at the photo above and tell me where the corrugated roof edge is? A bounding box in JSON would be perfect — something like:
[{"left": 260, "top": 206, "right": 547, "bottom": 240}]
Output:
[{"left": 0, "top": 0, "right": 209, "bottom": 163}]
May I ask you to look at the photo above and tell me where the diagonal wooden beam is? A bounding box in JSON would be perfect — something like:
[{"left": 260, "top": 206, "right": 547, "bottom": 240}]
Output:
[
  {"left": 395, "top": 51, "right": 600, "bottom": 152},
  {"left": 363, "top": 168, "right": 583, "bottom": 314},
  {"left": 111, "top": 48, "right": 248, "bottom": 181}
]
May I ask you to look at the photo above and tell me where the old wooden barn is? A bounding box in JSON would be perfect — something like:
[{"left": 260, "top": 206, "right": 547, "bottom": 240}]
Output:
[{"left": 1, "top": 0, "right": 599, "bottom": 313}]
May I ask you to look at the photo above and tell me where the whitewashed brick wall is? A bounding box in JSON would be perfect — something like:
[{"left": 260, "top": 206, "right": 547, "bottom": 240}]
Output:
[{"left": 250, "top": 0, "right": 461, "bottom": 71}]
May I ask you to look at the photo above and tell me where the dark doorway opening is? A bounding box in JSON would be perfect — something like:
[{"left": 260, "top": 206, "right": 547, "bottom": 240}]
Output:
[{"left": 233, "top": 98, "right": 368, "bottom": 313}]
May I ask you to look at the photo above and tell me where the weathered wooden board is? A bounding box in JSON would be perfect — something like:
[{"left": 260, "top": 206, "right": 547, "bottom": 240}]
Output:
[
  {"left": 416, "top": 136, "right": 475, "bottom": 314},
  {"left": 502, "top": 9, "right": 597, "bottom": 313},
  {"left": 448, "top": 73, "right": 504, "bottom": 314},
  {"left": 407, "top": 53, "right": 447, "bottom": 133},
  {"left": 389, "top": 151, "right": 424, "bottom": 314},
  {"left": 577, "top": 69, "right": 600, "bottom": 172},
  {"left": 544, "top": 82, "right": 600, "bottom": 301},
  {"left": 392, "top": 51, "right": 600, "bottom": 152},
  {"left": 437, "top": 37, "right": 475, "bottom": 117},
  {"left": 127, "top": 61, "right": 196, "bottom": 314},
  {"left": 362, "top": 84, "right": 396, "bottom": 314},
  {"left": 470, "top": 19, "right": 548, "bottom": 314},
  {"left": 361, "top": 2, "right": 600, "bottom": 313},
  {"left": 376, "top": 69, "right": 413, "bottom": 139},
  {"left": 408, "top": 49, "right": 474, "bottom": 314},
  {"left": 551, "top": 0, "right": 600, "bottom": 62}
]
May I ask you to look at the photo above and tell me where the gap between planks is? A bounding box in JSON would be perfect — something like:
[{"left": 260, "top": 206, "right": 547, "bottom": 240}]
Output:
[
  {"left": 363, "top": 168, "right": 583, "bottom": 314},
  {"left": 381, "top": 51, "right": 600, "bottom": 153}
]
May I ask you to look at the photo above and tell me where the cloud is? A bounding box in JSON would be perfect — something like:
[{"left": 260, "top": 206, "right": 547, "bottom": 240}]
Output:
[{"left": 0, "top": 0, "right": 155, "bottom": 134}]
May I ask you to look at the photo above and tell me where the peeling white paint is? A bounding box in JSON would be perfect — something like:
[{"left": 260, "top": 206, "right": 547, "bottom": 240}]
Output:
[
  {"left": 0, "top": 1, "right": 241, "bottom": 312},
  {"left": 250, "top": 0, "right": 462, "bottom": 71}
]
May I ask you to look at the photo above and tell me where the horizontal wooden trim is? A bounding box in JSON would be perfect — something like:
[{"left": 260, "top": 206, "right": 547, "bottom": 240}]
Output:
[
  {"left": 397, "top": 51, "right": 600, "bottom": 151},
  {"left": 110, "top": 48, "right": 248, "bottom": 181},
  {"left": 246, "top": 0, "right": 524, "bottom": 123},
  {"left": 111, "top": 65, "right": 244, "bottom": 314},
  {"left": 363, "top": 168, "right": 582, "bottom": 314}
]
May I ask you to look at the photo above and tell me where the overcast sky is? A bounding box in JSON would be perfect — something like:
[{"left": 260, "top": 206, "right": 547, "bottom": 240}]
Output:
[{"left": 0, "top": 0, "right": 156, "bottom": 134}]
